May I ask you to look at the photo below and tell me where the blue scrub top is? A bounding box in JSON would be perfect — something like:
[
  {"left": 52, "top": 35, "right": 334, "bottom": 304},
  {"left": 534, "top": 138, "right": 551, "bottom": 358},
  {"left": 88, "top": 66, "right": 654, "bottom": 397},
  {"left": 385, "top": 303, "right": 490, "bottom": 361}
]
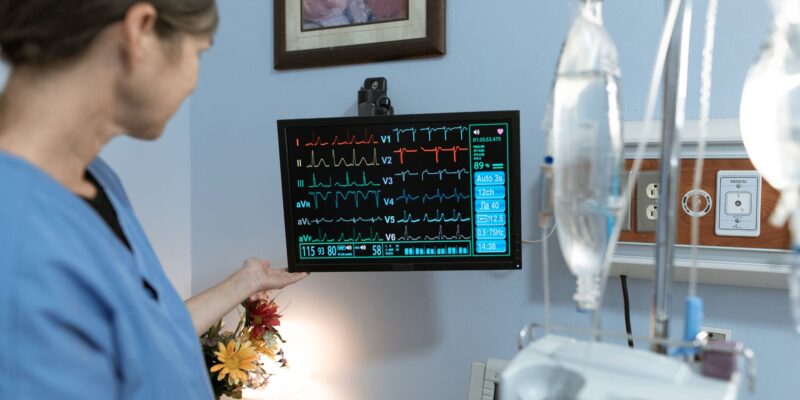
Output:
[{"left": 0, "top": 153, "right": 213, "bottom": 399}]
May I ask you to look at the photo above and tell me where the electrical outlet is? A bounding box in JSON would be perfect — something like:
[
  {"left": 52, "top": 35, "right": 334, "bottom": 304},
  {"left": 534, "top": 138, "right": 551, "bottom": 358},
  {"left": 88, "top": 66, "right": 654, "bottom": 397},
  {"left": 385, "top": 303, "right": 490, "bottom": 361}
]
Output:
[
  {"left": 702, "top": 326, "right": 732, "bottom": 342},
  {"left": 645, "top": 204, "right": 658, "bottom": 220},
  {"left": 636, "top": 171, "right": 660, "bottom": 232},
  {"left": 646, "top": 183, "right": 660, "bottom": 200}
]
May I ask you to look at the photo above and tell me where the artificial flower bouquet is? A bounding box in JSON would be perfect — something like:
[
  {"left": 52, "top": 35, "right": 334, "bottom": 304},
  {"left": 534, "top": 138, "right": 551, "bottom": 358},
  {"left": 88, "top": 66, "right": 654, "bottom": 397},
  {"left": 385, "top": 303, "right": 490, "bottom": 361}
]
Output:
[{"left": 200, "top": 296, "right": 287, "bottom": 399}]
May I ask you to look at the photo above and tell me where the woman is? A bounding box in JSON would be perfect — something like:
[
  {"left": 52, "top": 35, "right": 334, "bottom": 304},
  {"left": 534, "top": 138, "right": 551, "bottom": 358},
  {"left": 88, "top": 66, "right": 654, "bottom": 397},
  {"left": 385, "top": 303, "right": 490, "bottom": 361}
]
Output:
[{"left": 0, "top": 1, "right": 307, "bottom": 398}]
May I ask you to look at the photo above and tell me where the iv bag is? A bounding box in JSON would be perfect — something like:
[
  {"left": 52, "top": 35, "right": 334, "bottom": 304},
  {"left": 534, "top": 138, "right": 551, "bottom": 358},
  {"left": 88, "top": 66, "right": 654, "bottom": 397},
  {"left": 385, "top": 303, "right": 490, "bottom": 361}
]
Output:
[
  {"left": 741, "top": 0, "right": 800, "bottom": 333},
  {"left": 740, "top": 0, "right": 800, "bottom": 193},
  {"left": 552, "top": 0, "right": 624, "bottom": 310}
]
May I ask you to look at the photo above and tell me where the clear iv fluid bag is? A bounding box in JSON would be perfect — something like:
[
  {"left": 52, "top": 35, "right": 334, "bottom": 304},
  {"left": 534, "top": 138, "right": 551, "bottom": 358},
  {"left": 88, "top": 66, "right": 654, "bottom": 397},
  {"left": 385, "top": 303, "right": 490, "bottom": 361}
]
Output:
[
  {"left": 741, "top": 0, "right": 800, "bottom": 334},
  {"left": 740, "top": 0, "right": 800, "bottom": 193},
  {"left": 552, "top": 0, "right": 624, "bottom": 310}
]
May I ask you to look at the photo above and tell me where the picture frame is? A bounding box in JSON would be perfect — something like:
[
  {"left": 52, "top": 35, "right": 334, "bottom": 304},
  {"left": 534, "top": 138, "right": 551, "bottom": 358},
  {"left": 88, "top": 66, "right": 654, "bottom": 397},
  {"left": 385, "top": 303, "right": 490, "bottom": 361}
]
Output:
[{"left": 274, "top": 0, "right": 446, "bottom": 70}]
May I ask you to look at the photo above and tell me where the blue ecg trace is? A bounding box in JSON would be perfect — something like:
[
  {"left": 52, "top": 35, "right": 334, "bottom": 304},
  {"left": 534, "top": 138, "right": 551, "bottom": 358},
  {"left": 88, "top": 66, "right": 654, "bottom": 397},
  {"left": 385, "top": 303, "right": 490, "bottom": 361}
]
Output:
[
  {"left": 420, "top": 125, "right": 468, "bottom": 141},
  {"left": 394, "top": 188, "right": 471, "bottom": 204},
  {"left": 394, "top": 168, "right": 470, "bottom": 182},
  {"left": 308, "top": 190, "right": 381, "bottom": 208},
  {"left": 308, "top": 171, "right": 380, "bottom": 188}
]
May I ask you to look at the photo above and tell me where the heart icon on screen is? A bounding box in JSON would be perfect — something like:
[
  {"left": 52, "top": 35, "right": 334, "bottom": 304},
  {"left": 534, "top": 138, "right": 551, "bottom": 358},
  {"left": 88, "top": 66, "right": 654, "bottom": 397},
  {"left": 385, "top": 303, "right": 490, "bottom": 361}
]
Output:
[{"left": 497, "top": 128, "right": 504, "bottom": 135}]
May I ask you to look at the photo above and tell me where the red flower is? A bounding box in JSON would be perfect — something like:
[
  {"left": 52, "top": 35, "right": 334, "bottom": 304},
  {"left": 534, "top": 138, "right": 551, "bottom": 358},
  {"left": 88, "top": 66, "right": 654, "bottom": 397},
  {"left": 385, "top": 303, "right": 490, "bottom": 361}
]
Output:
[{"left": 247, "top": 300, "right": 282, "bottom": 339}]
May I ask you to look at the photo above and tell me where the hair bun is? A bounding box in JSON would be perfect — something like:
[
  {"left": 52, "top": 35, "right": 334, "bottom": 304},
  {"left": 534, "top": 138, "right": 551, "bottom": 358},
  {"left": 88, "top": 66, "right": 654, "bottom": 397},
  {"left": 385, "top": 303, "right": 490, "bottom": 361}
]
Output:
[
  {"left": 0, "top": 0, "right": 218, "bottom": 67},
  {"left": 0, "top": 39, "right": 44, "bottom": 65},
  {"left": 19, "top": 41, "right": 44, "bottom": 62}
]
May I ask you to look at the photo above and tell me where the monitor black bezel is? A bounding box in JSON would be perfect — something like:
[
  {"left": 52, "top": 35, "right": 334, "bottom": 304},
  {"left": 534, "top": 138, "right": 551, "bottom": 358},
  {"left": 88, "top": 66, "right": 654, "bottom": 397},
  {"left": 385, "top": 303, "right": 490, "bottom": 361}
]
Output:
[{"left": 277, "top": 110, "right": 522, "bottom": 272}]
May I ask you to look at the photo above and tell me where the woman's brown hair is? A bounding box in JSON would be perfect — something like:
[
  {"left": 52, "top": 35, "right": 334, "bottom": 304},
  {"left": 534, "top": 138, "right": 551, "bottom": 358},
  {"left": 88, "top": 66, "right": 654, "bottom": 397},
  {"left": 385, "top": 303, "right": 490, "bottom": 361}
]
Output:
[{"left": 0, "top": 0, "right": 218, "bottom": 66}]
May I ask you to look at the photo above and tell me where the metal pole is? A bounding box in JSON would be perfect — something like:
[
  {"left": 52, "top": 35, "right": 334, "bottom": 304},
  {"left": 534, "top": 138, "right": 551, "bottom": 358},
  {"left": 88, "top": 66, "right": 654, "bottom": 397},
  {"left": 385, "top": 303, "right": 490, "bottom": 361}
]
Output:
[{"left": 651, "top": 0, "right": 692, "bottom": 354}]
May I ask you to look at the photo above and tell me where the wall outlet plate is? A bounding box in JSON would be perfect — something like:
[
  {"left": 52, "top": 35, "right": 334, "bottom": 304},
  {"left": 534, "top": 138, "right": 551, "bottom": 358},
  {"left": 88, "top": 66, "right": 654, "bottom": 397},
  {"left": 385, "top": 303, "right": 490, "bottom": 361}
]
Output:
[
  {"left": 715, "top": 170, "right": 761, "bottom": 237},
  {"left": 636, "top": 171, "right": 660, "bottom": 232}
]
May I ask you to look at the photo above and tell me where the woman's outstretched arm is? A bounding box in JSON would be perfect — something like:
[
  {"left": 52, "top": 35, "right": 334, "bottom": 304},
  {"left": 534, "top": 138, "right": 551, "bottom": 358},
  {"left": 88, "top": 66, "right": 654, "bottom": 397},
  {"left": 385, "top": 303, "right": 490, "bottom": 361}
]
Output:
[{"left": 185, "top": 258, "right": 308, "bottom": 335}]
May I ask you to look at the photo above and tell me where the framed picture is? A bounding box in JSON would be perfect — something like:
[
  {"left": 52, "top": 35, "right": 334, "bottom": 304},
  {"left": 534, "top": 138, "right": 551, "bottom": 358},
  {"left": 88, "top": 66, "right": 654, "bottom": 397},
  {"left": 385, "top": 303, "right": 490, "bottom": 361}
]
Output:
[{"left": 274, "top": 0, "right": 446, "bottom": 70}]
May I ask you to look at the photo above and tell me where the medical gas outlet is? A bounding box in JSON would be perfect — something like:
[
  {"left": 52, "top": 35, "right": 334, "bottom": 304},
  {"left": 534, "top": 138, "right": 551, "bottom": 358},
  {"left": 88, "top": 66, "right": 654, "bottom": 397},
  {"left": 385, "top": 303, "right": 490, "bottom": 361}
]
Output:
[
  {"left": 681, "top": 189, "right": 712, "bottom": 218},
  {"left": 715, "top": 170, "right": 761, "bottom": 237}
]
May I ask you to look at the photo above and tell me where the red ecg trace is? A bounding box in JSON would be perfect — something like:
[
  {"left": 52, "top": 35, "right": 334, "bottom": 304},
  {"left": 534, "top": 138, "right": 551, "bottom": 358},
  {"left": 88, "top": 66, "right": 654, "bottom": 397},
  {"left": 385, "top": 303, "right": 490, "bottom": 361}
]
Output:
[
  {"left": 392, "top": 147, "right": 418, "bottom": 165},
  {"left": 419, "top": 146, "right": 469, "bottom": 163}
]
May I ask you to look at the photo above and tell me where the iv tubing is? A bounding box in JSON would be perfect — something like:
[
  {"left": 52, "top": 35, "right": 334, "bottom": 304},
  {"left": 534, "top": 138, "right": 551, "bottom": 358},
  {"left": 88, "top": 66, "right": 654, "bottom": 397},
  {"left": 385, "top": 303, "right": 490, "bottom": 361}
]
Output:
[
  {"left": 688, "top": 0, "right": 719, "bottom": 298},
  {"left": 522, "top": 224, "right": 557, "bottom": 244},
  {"left": 591, "top": 0, "right": 684, "bottom": 337},
  {"left": 542, "top": 224, "right": 551, "bottom": 332}
]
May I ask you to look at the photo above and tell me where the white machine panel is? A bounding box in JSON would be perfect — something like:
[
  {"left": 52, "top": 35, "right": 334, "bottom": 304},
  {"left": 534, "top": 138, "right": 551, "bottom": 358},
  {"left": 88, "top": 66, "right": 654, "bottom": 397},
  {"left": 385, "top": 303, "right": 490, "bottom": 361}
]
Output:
[
  {"left": 468, "top": 358, "right": 509, "bottom": 400},
  {"left": 715, "top": 171, "right": 761, "bottom": 237}
]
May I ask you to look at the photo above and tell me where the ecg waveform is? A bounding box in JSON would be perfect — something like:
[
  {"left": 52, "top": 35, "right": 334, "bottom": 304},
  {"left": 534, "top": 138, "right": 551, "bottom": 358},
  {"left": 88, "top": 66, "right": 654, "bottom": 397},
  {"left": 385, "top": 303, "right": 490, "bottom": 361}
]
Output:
[
  {"left": 393, "top": 126, "right": 468, "bottom": 142},
  {"left": 394, "top": 225, "right": 471, "bottom": 241},
  {"left": 394, "top": 188, "right": 471, "bottom": 204},
  {"left": 420, "top": 146, "right": 469, "bottom": 163},
  {"left": 397, "top": 210, "right": 471, "bottom": 223},
  {"left": 391, "top": 146, "right": 468, "bottom": 164},
  {"left": 308, "top": 171, "right": 381, "bottom": 188},
  {"left": 305, "top": 148, "right": 379, "bottom": 168},
  {"left": 394, "top": 168, "right": 470, "bottom": 182},
  {"left": 300, "top": 132, "right": 379, "bottom": 147},
  {"left": 424, "top": 209, "right": 471, "bottom": 223},
  {"left": 304, "top": 216, "right": 384, "bottom": 225},
  {"left": 399, "top": 225, "right": 421, "bottom": 241},
  {"left": 300, "top": 227, "right": 380, "bottom": 243},
  {"left": 392, "top": 147, "right": 417, "bottom": 164},
  {"left": 308, "top": 190, "right": 381, "bottom": 208},
  {"left": 393, "top": 128, "right": 417, "bottom": 143},
  {"left": 420, "top": 126, "right": 468, "bottom": 141},
  {"left": 396, "top": 211, "right": 420, "bottom": 223},
  {"left": 306, "top": 217, "right": 334, "bottom": 224},
  {"left": 336, "top": 216, "right": 383, "bottom": 224},
  {"left": 424, "top": 225, "right": 471, "bottom": 241}
]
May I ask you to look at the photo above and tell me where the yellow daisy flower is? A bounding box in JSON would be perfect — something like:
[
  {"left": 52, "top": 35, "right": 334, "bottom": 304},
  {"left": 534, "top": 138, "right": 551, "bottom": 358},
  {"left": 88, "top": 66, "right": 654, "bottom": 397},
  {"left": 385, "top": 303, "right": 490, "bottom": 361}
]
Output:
[
  {"left": 209, "top": 340, "right": 258, "bottom": 386},
  {"left": 251, "top": 339, "right": 278, "bottom": 360}
]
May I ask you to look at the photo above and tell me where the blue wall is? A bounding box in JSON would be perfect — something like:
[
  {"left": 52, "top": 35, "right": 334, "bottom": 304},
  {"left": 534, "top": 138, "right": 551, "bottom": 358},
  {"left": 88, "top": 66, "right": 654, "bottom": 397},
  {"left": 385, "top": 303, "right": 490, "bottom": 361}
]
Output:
[{"left": 190, "top": 1, "right": 800, "bottom": 399}]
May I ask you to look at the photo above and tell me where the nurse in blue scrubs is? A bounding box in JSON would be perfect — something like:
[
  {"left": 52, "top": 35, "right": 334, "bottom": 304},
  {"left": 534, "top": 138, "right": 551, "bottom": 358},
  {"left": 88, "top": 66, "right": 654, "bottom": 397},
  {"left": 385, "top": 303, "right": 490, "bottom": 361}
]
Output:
[{"left": 0, "top": 1, "right": 307, "bottom": 398}]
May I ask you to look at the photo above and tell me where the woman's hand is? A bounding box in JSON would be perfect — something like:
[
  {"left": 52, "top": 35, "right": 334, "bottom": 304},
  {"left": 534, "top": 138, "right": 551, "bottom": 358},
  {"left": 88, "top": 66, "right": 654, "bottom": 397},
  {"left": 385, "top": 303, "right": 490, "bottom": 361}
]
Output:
[
  {"left": 186, "top": 258, "right": 308, "bottom": 335},
  {"left": 238, "top": 257, "right": 308, "bottom": 296}
]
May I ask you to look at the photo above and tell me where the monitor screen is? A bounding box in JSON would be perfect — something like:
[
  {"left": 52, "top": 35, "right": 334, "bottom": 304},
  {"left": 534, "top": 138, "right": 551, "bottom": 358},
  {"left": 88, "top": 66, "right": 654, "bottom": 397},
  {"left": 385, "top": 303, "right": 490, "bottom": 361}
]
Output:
[{"left": 277, "top": 111, "right": 521, "bottom": 272}]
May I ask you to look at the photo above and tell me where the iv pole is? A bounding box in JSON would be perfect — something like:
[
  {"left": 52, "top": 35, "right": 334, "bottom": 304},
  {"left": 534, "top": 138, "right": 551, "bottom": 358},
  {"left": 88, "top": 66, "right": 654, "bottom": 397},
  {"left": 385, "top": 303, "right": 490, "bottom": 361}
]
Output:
[{"left": 651, "top": 0, "right": 692, "bottom": 353}]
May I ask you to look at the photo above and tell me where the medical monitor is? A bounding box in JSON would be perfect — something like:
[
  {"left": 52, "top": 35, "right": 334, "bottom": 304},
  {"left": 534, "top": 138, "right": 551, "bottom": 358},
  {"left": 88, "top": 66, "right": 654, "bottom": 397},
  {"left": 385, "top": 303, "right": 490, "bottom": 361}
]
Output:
[{"left": 277, "top": 111, "right": 521, "bottom": 272}]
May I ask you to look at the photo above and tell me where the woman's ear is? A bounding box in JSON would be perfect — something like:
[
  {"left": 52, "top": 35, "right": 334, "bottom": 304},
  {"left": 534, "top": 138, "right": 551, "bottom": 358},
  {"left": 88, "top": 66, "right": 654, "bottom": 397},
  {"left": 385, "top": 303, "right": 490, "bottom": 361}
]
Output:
[{"left": 119, "top": 3, "right": 159, "bottom": 70}]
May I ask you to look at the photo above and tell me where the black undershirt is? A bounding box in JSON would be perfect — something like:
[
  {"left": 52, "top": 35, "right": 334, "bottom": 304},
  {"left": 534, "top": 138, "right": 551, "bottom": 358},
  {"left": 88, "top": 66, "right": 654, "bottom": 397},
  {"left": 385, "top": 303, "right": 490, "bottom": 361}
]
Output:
[
  {"left": 82, "top": 172, "right": 132, "bottom": 251},
  {"left": 81, "top": 172, "right": 159, "bottom": 301}
]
